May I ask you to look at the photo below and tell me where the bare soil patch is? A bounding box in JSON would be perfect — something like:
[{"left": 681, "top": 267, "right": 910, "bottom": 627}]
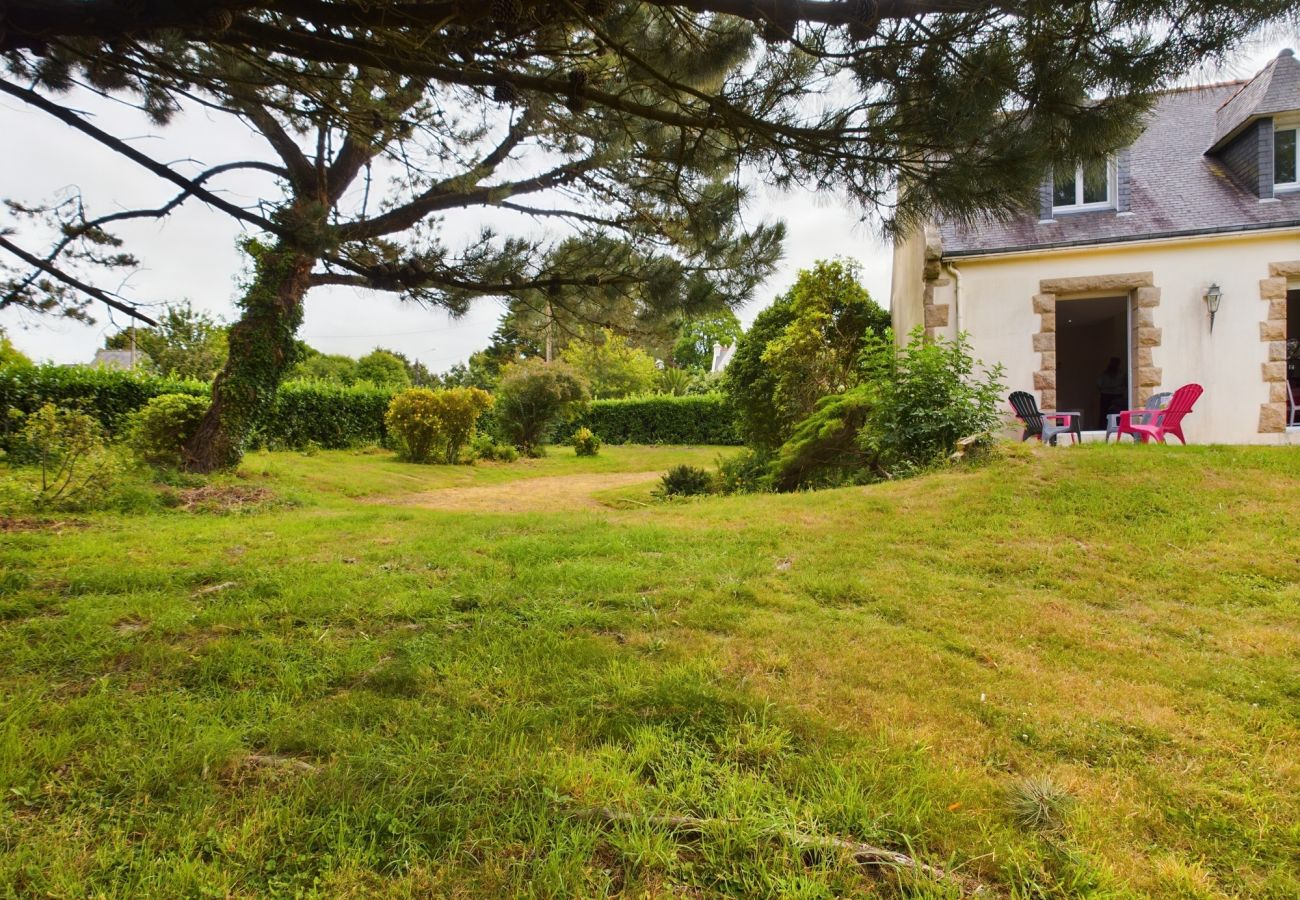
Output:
[
  {"left": 171, "top": 485, "right": 275, "bottom": 513},
  {"left": 373, "top": 470, "right": 664, "bottom": 513}
]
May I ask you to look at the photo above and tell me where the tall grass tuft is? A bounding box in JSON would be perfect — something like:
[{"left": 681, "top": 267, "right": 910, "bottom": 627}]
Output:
[{"left": 1007, "top": 776, "right": 1074, "bottom": 833}]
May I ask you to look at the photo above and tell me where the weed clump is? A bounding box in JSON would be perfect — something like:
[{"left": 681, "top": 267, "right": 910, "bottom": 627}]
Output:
[{"left": 1007, "top": 775, "right": 1074, "bottom": 833}]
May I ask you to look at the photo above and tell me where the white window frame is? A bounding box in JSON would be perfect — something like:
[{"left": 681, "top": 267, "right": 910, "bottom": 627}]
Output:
[
  {"left": 1274, "top": 122, "right": 1299, "bottom": 192},
  {"left": 1051, "top": 158, "right": 1116, "bottom": 213}
]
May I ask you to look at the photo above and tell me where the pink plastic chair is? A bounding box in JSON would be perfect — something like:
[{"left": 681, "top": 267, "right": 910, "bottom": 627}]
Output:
[{"left": 1115, "top": 384, "right": 1203, "bottom": 444}]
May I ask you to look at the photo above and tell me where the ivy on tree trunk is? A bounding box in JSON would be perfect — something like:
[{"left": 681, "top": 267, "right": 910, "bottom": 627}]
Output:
[{"left": 182, "top": 240, "right": 314, "bottom": 473}]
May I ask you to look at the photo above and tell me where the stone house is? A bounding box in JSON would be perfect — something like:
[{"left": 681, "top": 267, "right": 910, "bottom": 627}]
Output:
[{"left": 890, "top": 49, "right": 1300, "bottom": 443}]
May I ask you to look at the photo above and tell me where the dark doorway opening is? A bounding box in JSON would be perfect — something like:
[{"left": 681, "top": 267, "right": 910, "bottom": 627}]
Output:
[{"left": 1056, "top": 296, "right": 1129, "bottom": 431}]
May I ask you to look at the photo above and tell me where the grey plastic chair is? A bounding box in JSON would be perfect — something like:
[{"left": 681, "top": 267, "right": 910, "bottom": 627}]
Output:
[
  {"left": 1106, "top": 392, "right": 1172, "bottom": 443},
  {"left": 1288, "top": 381, "right": 1299, "bottom": 427},
  {"left": 1009, "top": 391, "right": 1082, "bottom": 446}
]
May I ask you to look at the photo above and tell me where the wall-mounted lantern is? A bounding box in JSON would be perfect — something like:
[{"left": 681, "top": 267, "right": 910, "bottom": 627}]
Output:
[{"left": 1203, "top": 283, "right": 1222, "bottom": 333}]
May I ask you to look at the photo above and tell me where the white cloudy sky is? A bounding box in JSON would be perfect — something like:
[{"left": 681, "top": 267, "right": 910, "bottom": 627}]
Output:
[{"left": 1, "top": 37, "right": 1293, "bottom": 370}]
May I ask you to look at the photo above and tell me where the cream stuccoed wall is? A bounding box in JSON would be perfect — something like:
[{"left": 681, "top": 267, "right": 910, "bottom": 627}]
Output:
[
  {"left": 920, "top": 229, "right": 1300, "bottom": 444},
  {"left": 890, "top": 227, "right": 927, "bottom": 337}
]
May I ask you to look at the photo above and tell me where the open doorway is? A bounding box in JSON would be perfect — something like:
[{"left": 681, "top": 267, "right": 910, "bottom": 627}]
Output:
[{"left": 1056, "top": 296, "right": 1129, "bottom": 431}]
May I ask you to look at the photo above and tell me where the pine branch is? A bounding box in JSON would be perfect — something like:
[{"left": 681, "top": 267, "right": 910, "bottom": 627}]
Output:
[
  {"left": 0, "top": 78, "right": 282, "bottom": 236},
  {"left": 0, "top": 235, "right": 158, "bottom": 325},
  {"left": 0, "top": 1, "right": 998, "bottom": 54},
  {"left": 335, "top": 156, "right": 601, "bottom": 241},
  {"left": 3, "top": 161, "right": 286, "bottom": 307}
]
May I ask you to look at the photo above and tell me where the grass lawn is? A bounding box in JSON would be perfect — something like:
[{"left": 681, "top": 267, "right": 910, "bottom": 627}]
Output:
[{"left": 1, "top": 443, "right": 1297, "bottom": 897}]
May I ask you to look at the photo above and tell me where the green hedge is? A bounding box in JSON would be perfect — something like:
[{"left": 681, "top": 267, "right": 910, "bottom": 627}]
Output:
[
  {"left": 0, "top": 365, "right": 392, "bottom": 450},
  {"left": 554, "top": 394, "right": 740, "bottom": 445},
  {"left": 251, "top": 380, "right": 393, "bottom": 450},
  {"left": 0, "top": 366, "right": 207, "bottom": 442},
  {"left": 2, "top": 366, "right": 741, "bottom": 451}
]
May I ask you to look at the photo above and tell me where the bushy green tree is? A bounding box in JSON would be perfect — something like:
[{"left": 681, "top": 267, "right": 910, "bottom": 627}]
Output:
[
  {"left": 673, "top": 311, "right": 743, "bottom": 371},
  {"left": 105, "top": 301, "right": 227, "bottom": 380},
  {"left": 561, "top": 329, "right": 658, "bottom": 399},
  {"left": 494, "top": 359, "right": 589, "bottom": 456},
  {"left": 356, "top": 350, "right": 411, "bottom": 389},
  {"left": 725, "top": 260, "right": 887, "bottom": 451},
  {"left": 723, "top": 300, "right": 797, "bottom": 451},
  {"left": 289, "top": 353, "right": 359, "bottom": 384},
  {"left": 0, "top": 329, "right": 32, "bottom": 368}
]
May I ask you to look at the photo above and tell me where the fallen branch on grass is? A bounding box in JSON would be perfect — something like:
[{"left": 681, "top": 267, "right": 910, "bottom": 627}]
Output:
[
  {"left": 569, "top": 806, "right": 990, "bottom": 896},
  {"left": 242, "top": 753, "right": 318, "bottom": 773}
]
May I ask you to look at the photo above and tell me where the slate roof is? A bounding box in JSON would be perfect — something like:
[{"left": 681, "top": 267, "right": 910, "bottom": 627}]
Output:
[
  {"left": 939, "top": 52, "right": 1300, "bottom": 258},
  {"left": 1213, "top": 48, "right": 1300, "bottom": 149}
]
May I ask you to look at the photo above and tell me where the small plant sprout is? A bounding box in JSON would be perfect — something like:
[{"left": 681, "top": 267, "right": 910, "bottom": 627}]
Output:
[{"left": 1007, "top": 775, "right": 1075, "bottom": 833}]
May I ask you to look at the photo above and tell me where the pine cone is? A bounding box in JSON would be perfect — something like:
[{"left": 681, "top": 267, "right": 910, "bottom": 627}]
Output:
[
  {"left": 847, "top": 0, "right": 879, "bottom": 42},
  {"left": 490, "top": 0, "right": 524, "bottom": 27},
  {"left": 493, "top": 78, "right": 518, "bottom": 104}
]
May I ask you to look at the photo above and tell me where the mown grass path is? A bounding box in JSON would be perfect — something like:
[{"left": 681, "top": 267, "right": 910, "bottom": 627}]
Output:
[
  {"left": 1, "top": 444, "right": 1297, "bottom": 897},
  {"left": 371, "top": 470, "right": 668, "bottom": 512}
]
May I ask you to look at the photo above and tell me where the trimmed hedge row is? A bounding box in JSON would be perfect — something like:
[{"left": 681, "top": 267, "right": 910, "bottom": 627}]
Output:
[
  {"left": 554, "top": 394, "right": 740, "bottom": 445},
  {"left": 1, "top": 366, "right": 742, "bottom": 451},
  {"left": 0, "top": 365, "right": 392, "bottom": 450},
  {"left": 0, "top": 365, "right": 206, "bottom": 436},
  {"left": 251, "top": 380, "right": 392, "bottom": 449}
]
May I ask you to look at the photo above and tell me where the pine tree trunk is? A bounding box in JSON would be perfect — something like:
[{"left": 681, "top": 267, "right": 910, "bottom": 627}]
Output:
[{"left": 182, "top": 242, "right": 315, "bottom": 473}]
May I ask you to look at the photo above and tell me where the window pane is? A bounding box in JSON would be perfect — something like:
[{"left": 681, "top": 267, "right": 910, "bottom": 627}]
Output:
[
  {"left": 1053, "top": 169, "right": 1077, "bottom": 207},
  {"left": 1276, "top": 129, "right": 1297, "bottom": 185},
  {"left": 1082, "top": 159, "right": 1109, "bottom": 204}
]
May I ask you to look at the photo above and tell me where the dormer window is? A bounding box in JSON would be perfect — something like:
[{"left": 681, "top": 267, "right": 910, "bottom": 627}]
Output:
[
  {"left": 1052, "top": 158, "right": 1114, "bottom": 212},
  {"left": 1276, "top": 126, "right": 1298, "bottom": 190}
]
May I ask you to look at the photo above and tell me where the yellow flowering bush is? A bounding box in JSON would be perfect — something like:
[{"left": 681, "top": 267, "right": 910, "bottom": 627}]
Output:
[{"left": 384, "top": 387, "right": 493, "bottom": 464}]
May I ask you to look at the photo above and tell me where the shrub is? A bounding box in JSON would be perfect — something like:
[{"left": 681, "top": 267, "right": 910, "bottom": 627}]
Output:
[
  {"left": 770, "top": 387, "right": 878, "bottom": 492},
  {"left": 495, "top": 359, "right": 589, "bottom": 456},
  {"left": 471, "top": 432, "right": 519, "bottom": 462},
  {"left": 554, "top": 394, "right": 739, "bottom": 446},
  {"left": 658, "top": 464, "right": 713, "bottom": 497},
  {"left": 572, "top": 426, "right": 600, "bottom": 457},
  {"left": 129, "top": 393, "right": 211, "bottom": 468},
  {"left": 5, "top": 404, "right": 116, "bottom": 509},
  {"left": 0, "top": 365, "right": 207, "bottom": 445},
  {"left": 385, "top": 386, "right": 493, "bottom": 464},
  {"left": 859, "top": 329, "right": 1005, "bottom": 475},
  {"left": 714, "top": 448, "right": 772, "bottom": 495}
]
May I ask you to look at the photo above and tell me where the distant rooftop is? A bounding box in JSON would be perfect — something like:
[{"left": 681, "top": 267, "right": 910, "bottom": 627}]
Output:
[{"left": 90, "top": 349, "right": 148, "bottom": 370}]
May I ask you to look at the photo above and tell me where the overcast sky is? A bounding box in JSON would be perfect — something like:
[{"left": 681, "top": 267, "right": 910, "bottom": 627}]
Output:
[{"left": 1, "top": 38, "right": 1292, "bottom": 370}]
